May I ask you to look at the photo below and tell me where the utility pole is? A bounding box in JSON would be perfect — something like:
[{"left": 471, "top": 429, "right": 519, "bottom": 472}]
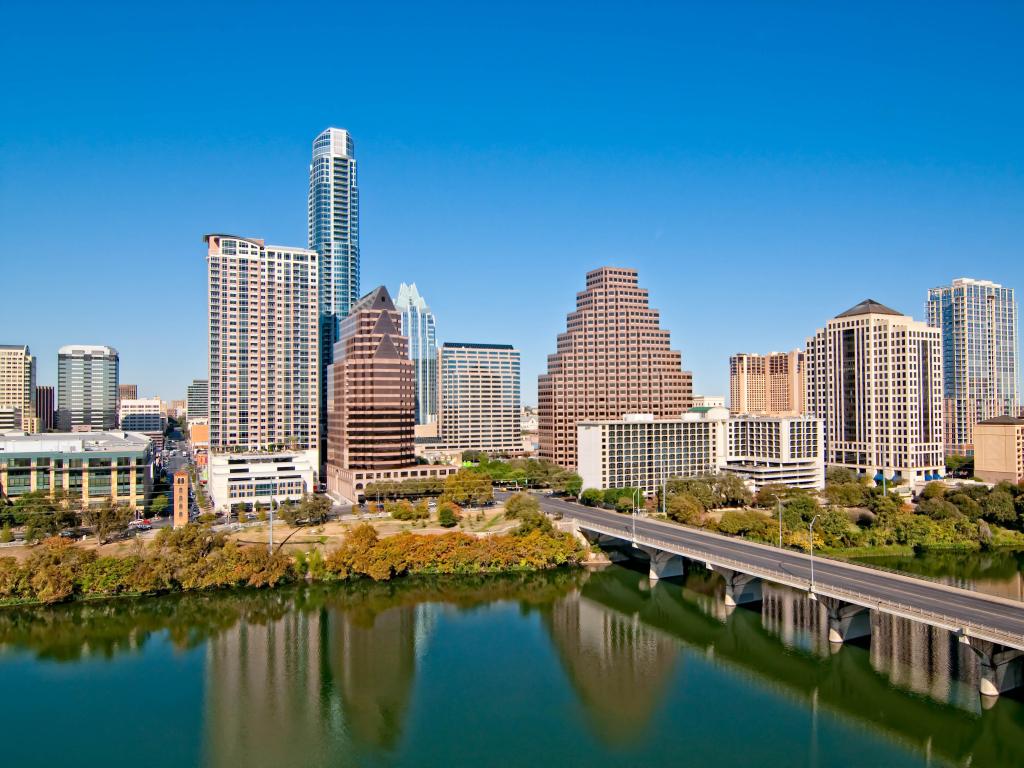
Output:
[
  {"left": 268, "top": 496, "right": 274, "bottom": 555},
  {"left": 778, "top": 497, "right": 783, "bottom": 548}
]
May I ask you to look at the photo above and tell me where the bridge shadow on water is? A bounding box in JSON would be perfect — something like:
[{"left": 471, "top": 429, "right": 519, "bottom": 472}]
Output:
[{"left": 564, "top": 554, "right": 1024, "bottom": 767}]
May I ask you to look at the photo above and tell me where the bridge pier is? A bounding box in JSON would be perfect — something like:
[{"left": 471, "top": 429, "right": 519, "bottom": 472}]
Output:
[
  {"left": 819, "top": 597, "right": 871, "bottom": 645},
  {"left": 638, "top": 546, "right": 685, "bottom": 581},
  {"left": 712, "top": 567, "right": 762, "bottom": 607},
  {"left": 961, "top": 637, "right": 1024, "bottom": 698}
]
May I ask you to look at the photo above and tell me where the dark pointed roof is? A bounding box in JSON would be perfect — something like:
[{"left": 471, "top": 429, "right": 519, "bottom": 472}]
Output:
[
  {"left": 374, "top": 334, "right": 402, "bottom": 359},
  {"left": 372, "top": 310, "right": 399, "bottom": 337},
  {"left": 836, "top": 299, "right": 902, "bottom": 318},
  {"left": 352, "top": 285, "right": 395, "bottom": 314}
]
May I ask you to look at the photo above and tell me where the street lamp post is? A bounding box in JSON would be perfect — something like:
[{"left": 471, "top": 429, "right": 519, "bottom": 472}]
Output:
[
  {"left": 808, "top": 514, "right": 820, "bottom": 592},
  {"left": 268, "top": 496, "right": 275, "bottom": 555}
]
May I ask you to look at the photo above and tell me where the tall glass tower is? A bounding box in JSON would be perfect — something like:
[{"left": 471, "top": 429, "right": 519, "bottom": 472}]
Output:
[
  {"left": 309, "top": 128, "right": 360, "bottom": 447},
  {"left": 395, "top": 283, "right": 438, "bottom": 425},
  {"left": 927, "top": 278, "right": 1019, "bottom": 456}
]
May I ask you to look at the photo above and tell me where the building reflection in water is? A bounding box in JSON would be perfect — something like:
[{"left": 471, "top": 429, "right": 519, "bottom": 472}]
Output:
[
  {"left": 202, "top": 599, "right": 425, "bottom": 766},
  {"left": 546, "top": 591, "right": 680, "bottom": 745}
]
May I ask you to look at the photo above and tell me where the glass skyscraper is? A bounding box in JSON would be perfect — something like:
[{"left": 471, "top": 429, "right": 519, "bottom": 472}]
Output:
[
  {"left": 309, "top": 128, "right": 360, "bottom": 447},
  {"left": 395, "top": 282, "right": 438, "bottom": 425},
  {"left": 56, "top": 344, "right": 119, "bottom": 431},
  {"left": 927, "top": 278, "right": 1019, "bottom": 456}
]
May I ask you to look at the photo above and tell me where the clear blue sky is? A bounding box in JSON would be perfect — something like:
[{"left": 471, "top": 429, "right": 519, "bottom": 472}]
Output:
[{"left": 2, "top": 1, "right": 1022, "bottom": 404}]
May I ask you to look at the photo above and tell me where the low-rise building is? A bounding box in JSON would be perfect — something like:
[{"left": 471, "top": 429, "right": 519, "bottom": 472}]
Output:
[
  {"left": 577, "top": 408, "right": 730, "bottom": 496},
  {"left": 722, "top": 415, "right": 825, "bottom": 491},
  {"left": 577, "top": 409, "right": 825, "bottom": 496},
  {"left": 118, "top": 398, "right": 166, "bottom": 449},
  {"left": 973, "top": 416, "right": 1024, "bottom": 484},
  {"left": 207, "top": 450, "right": 318, "bottom": 512},
  {"left": 0, "top": 430, "right": 155, "bottom": 509}
]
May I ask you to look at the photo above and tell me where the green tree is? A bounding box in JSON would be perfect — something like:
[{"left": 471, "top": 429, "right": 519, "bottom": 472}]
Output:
[
  {"left": 983, "top": 490, "right": 1017, "bottom": 525},
  {"left": 512, "top": 510, "right": 554, "bottom": 537},
  {"left": 666, "top": 477, "right": 716, "bottom": 510},
  {"left": 149, "top": 494, "right": 169, "bottom": 517},
  {"left": 710, "top": 473, "right": 753, "bottom": 507},
  {"left": 753, "top": 484, "right": 790, "bottom": 509},
  {"left": 947, "top": 492, "right": 982, "bottom": 520},
  {"left": 442, "top": 469, "right": 493, "bottom": 506},
  {"left": 437, "top": 502, "right": 459, "bottom": 528},
  {"left": 784, "top": 492, "right": 820, "bottom": 522},
  {"left": 580, "top": 488, "right": 603, "bottom": 507},
  {"left": 917, "top": 497, "right": 961, "bottom": 520},
  {"left": 552, "top": 471, "right": 583, "bottom": 497},
  {"left": 81, "top": 500, "right": 134, "bottom": 544},
  {"left": 504, "top": 492, "right": 540, "bottom": 519},
  {"left": 825, "top": 467, "right": 858, "bottom": 486},
  {"left": 666, "top": 493, "right": 703, "bottom": 525},
  {"left": 920, "top": 482, "right": 947, "bottom": 501},
  {"left": 0, "top": 522, "right": 12, "bottom": 543}
]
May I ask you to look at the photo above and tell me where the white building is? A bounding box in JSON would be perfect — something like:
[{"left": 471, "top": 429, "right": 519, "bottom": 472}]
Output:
[
  {"left": 577, "top": 408, "right": 730, "bottom": 496},
  {"left": 806, "top": 299, "right": 944, "bottom": 487},
  {"left": 118, "top": 397, "right": 165, "bottom": 432},
  {"left": 722, "top": 415, "right": 824, "bottom": 491},
  {"left": 207, "top": 449, "right": 318, "bottom": 512}
]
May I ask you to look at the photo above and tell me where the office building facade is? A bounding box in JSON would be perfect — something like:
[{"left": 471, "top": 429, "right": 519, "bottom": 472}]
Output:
[
  {"left": 118, "top": 384, "right": 138, "bottom": 402},
  {"left": 205, "top": 234, "right": 319, "bottom": 453},
  {"left": 35, "top": 385, "right": 54, "bottom": 431},
  {"left": 0, "top": 344, "right": 37, "bottom": 432},
  {"left": 539, "top": 267, "right": 694, "bottom": 470},
  {"left": 57, "top": 344, "right": 119, "bottom": 432},
  {"left": 577, "top": 409, "right": 729, "bottom": 496},
  {"left": 207, "top": 450, "right": 318, "bottom": 512},
  {"left": 118, "top": 397, "right": 165, "bottom": 433},
  {"left": 187, "top": 378, "right": 209, "bottom": 418},
  {"left": 729, "top": 350, "right": 805, "bottom": 416},
  {"left": 723, "top": 415, "right": 825, "bottom": 491},
  {"left": 395, "top": 282, "right": 438, "bottom": 425},
  {"left": 437, "top": 342, "right": 521, "bottom": 455},
  {"left": 973, "top": 416, "right": 1024, "bottom": 484},
  {"left": 926, "top": 278, "right": 1019, "bottom": 456},
  {"left": 806, "top": 299, "right": 944, "bottom": 487},
  {"left": 326, "top": 286, "right": 454, "bottom": 501},
  {"left": 0, "top": 430, "right": 154, "bottom": 508}
]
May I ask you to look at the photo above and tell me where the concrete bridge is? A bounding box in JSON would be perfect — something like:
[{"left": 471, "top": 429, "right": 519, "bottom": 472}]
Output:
[{"left": 536, "top": 494, "right": 1024, "bottom": 699}]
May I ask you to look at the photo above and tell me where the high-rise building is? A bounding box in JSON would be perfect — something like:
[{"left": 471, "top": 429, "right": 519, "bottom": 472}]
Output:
[
  {"left": 35, "top": 385, "right": 54, "bottom": 431},
  {"left": 326, "top": 286, "right": 454, "bottom": 501},
  {"left": 205, "top": 234, "right": 319, "bottom": 453},
  {"left": 119, "top": 397, "right": 165, "bottom": 433},
  {"left": 539, "top": 267, "right": 693, "bottom": 470},
  {"left": 729, "top": 351, "right": 805, "bottom": 416},
  {"left": 926, "top": 278, "right": 1019, "bottom": 456},
  {"left": 806, "top": 299, "right": 944, "bottom": 487},
  {"left": 119, "top": 383, "right": 138, "bottom": 402},
  {"left": 187, "top": 378, "right": 209, "bottom": 418},
  {"left": 437, "top": 342, "right": 521, "bottom": 455},
  {"left": 309, "top": 128, "right": 360, "bottom": 448},
  {"left": 395, "top": 283, "right": 438, "bottom": 425},
  {"left": 57, "top": 344, "right": 118, "bottom": 432},
  {"left": 0, "top": 345, "right": 36, "bottom": 432}
]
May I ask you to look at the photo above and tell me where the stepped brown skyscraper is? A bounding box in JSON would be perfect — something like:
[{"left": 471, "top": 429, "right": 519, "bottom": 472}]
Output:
[{"left": 538, "top": 267, "right": 693, "bottom": 469}]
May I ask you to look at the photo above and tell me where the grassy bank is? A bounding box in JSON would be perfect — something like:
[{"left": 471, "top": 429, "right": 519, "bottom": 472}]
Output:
[{"left": 0, "top": 519, "right": 585, "bottom": 608}]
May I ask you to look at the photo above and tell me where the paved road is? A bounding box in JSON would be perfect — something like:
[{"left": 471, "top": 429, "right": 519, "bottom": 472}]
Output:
[{"left": 533, "top": 494, "right": 1024, "bottom": 646}]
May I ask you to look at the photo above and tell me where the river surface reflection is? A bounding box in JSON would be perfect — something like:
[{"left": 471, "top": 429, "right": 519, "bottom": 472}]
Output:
[{"left": 1, "top": 565, "right": 1023, "bottom": 767}]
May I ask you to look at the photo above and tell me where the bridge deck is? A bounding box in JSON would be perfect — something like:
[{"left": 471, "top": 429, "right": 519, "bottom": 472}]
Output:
[{"left": 535, "top": 494, "right": 1024, "bottom": 651}]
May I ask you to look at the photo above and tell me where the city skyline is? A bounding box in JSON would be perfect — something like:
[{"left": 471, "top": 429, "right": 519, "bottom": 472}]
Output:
[{"left": 3, "top": 4, "right": 1022, "bottom": 405}]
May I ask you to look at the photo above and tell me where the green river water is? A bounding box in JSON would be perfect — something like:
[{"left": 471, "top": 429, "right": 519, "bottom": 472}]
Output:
[{"left": 2, "top": 554, "right": 1023, "bottom": 767}]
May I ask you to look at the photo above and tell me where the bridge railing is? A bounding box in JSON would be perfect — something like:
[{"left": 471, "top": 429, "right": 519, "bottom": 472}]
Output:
[{"left": 577, "top": 519, "right": 1024, "bottom": 650}]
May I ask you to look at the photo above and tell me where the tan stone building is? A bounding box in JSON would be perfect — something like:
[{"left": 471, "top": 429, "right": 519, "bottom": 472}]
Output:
[
  {"left": 806, "top": 299, "right": 944, "bottom": 487},
  {"left": 173, "top": 470, "right": 189, "bottom": 528},
  {"left": 539, "top": 267, "right": 693, "bottom": 470},
  {"left": 204, "top": 234, "right": 320, "bottom": 453},
  {"left": 973, "top": 416, "right": 1024, "bottom": 484},
  {"left": 326, "top": 286, "right": 454, "bottom": 502},
  {"left": 0, "top": 344, "right": 37, "bottom": 432},
  {"left": 729, "top": 350, "right": 805, "bottom": 416}
]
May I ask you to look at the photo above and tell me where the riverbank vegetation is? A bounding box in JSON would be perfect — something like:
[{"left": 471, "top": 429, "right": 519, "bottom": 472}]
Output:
[
  {"left": 583, "top": 469, "right": 1024, "bottom": 553},
  {"left": 0, "top": 512, "right": 584, "bottom": 606}
]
